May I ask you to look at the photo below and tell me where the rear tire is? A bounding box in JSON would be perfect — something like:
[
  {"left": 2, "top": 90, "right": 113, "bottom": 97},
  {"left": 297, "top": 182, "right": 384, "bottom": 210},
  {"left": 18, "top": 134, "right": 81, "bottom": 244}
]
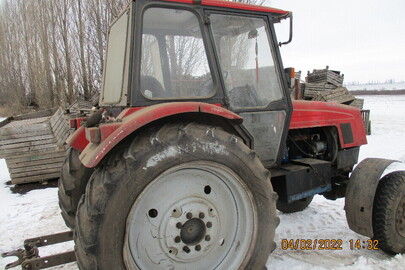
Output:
[
  {"left": 373, "top": 171, "right": 405, "bottom": 254},
  {"left": 58, "top": 148, "right": 94, "bottom": 229},
  {"left": 276, "top": 196, "right": 314, "bottom": 213},
  {"left": 74, "top": 123, "right": 279, "bottom": 270}
]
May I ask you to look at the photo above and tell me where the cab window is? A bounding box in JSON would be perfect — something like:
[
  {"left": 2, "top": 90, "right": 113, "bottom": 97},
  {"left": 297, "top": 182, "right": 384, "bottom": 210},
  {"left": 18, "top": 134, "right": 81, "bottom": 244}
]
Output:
[
  {"left": 141, "top": 7, "right": 214, "bottom": 99},
  {"left": 209, "top": 14, "right": 283, "bottom": 109}
]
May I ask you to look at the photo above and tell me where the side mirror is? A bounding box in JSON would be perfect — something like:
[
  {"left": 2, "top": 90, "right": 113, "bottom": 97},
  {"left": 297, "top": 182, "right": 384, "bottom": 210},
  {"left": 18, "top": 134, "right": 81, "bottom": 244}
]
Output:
[{"left": 278, "top": 12, "right": 293, "bottom": 47}]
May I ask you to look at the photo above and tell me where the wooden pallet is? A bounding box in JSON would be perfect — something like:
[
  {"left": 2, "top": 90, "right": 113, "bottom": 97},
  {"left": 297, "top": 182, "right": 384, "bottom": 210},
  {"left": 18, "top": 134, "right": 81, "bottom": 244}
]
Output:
[
  {"left": 345, "top": 98, "right": 364, "bottom": 109},
  {"left": 304, "top": 83, "right": 337, "bottom": 98},
  {"left": 307, "top": 69, "right": 344, "bottom": 87},
  {"left": 0, "top": 107, "right": 69, "bottom": 184},
  {"left": 312, "top": 87, "right": 355, "bottom": 104}
]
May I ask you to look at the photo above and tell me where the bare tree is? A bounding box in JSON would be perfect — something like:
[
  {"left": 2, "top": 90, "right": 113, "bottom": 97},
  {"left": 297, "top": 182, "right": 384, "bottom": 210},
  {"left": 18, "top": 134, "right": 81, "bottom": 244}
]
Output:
[{"left": 0, "top": 0, "right": 266, "bottom": 114}]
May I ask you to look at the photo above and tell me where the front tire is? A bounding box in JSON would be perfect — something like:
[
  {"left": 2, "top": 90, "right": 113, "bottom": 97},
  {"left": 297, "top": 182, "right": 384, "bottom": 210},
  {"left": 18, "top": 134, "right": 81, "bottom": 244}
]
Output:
[
  {"left": 373, "top": 171, "right": 405, "bottom": 254},
  {"left": 58, "top": 148, "right": 94, "bottom": 229},
  {"left": 74, "top": 123, "right": 279, "bottom": 269},
  {"left": 276, "top": 196, "right": 314, "bottom": 214}
]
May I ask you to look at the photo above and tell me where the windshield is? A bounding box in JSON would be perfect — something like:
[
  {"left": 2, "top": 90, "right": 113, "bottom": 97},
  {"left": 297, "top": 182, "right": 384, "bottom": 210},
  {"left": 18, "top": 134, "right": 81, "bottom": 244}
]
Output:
[
  {"left": 141, "top": 7, "right": 214, "bottom": 99},
  {"left": 210, "top": 14, "right": 283, "bottom": 109}
]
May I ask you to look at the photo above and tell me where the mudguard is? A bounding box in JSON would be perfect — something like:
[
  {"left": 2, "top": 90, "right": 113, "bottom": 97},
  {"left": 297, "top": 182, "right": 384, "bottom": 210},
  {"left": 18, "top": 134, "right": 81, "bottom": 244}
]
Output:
[
  {"left": 78, "top": 102, "right": 243, "bottom": 168},
  {"left": 345, "top": 158, "right": 398, "bottom": 237}
]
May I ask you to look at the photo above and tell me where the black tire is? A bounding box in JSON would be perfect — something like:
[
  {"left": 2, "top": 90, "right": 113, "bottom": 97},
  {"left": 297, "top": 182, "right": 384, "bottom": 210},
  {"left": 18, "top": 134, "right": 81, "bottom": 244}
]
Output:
[
  {"left": 75, "top": 122, "right": 279, "bottom": 270},
  {"left": 276, "top": 196, "right": 314, "bottom": 213},
  {"left": 58, "top": 148, "right": 94, "bottom": 229},
  {"left": 373, "top": 171, "right": 405, "bottom": 254}
]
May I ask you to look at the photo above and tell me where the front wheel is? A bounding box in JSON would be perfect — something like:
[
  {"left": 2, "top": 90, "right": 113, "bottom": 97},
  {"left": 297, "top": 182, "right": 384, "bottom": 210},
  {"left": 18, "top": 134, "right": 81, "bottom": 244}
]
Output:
[
  {"left": 74, "top": 123, "right": 279, "bottom": 270},
  {"left": 373, "top": 171, "right": 405, "bottom": 254},
  {"left": 276, "top": 196, "right": 314, "bottom": 214}
]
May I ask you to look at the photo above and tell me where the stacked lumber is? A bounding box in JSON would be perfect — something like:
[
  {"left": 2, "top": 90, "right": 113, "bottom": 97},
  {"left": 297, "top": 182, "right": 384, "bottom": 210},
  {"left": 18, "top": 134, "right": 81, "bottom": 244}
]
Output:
[
  {"left": 303, "top": 67, "right": 364, "bottom": 109},
  {"left": 307, "top": 68, "right": 344, "bottom": 87},
  {"left": 0, "top": 108, "right": 69, "bottom": 184},
  {"left": 312, "top": 87, "right": 356, "bottom": 104}
]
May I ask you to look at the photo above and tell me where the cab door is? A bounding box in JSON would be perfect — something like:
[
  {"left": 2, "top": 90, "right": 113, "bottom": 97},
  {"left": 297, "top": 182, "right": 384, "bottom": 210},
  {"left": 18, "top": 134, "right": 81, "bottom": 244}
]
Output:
[{"left": 207, "top": 12, "right": 292, "bottom": 168}]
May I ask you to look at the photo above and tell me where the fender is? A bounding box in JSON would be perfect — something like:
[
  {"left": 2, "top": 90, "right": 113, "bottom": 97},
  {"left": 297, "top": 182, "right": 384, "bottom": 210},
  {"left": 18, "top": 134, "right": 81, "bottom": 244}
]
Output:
[
  {"left": 78, "top": 102, "right": 242, "bottom": 168},
  {"left": 345, "top": 158, "right": 398, "bottom": 237},
  {"left": 291, "top": 100, "right": 367, "bottom": 148}
]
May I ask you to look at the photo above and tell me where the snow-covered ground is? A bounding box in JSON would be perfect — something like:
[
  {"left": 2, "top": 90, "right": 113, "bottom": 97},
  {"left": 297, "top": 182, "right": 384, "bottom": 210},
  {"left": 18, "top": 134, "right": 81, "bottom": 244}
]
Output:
[
  {"left": 346, "top": 82, "right": 405, "bottom": 91},
  {"left": 1, "top": 95, "right": 405, "bottom": 269}
]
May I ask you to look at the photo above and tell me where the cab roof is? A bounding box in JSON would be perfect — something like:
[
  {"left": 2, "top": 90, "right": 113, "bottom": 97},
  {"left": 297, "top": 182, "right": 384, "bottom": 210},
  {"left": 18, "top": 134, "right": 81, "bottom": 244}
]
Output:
[{"left": 162, "top": 0, "right": 289, "bottom": 15}]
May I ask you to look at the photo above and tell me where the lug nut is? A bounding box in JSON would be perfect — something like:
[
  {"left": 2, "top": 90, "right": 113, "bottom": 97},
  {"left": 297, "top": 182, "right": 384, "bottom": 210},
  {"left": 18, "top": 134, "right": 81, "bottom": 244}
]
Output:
[
  {"left": 176, "top": 222, "right": 182, "bottom": 229},
  {"left": 186, "top": 212, "right": 193, "bottom": 219},
  {"left": 206, "top": 222, "right": 212, "bottom": 228},
  {"left": 175, "top": 236, "right": 181, "bottom": 243},
  {"left": 195, "top": 245, "right": 201, "bottom": 251},
  {"left": 205, "top": 235, "right": 211, "bottom": 241},
  {"left": 199, "top": 212, "right": 205, "bottom": 219},
  {"left": 183, "top": 246, "right": 190, "bottom": 253}
]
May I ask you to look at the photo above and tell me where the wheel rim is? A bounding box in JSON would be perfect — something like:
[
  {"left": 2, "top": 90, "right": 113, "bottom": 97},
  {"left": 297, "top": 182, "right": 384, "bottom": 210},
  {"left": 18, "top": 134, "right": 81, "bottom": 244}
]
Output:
[
  {"left": 396, "top": 195, "right": 405, "bottom": 238},
  {"left": 124, "top": 162, "right": 256, "bottom": 270}
]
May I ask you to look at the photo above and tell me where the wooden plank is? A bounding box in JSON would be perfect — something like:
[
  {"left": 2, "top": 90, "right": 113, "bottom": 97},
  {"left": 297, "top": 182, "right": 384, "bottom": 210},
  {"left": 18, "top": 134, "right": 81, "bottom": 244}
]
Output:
[
  {"left": 0, "top": 145, "right": 62, "bottom": 157},
  {"left": 346, "top": 98, "right": 364, "bottom": 109},
  {"left": 6, "top": 156, "right": 66, "bottom": 169},
  {"left": 0, "top": 138, "right": 57, "bottom": 150},
  {"left": 11, "top": 172, "right": 61, "bottom": 184},
  {"left": 52, "top": 116, "right": 65, "bottom": 142},
  {"left": 10, "top": 161, "right": 63, "bottom": 174},
  {"left": 0, "top": 134, "right": 55, "bottom": 145},
  {"left": 0, "top": 120, "right": 52, "bottom": 137},
  {"left": 11, "top": 108, "right": 58, "bottom": 121},
  {"left": 327, "top": 95, "right": 355, "bottom": 104},
  {"left": 51, "top": 114, "right": 65, "bottom": 134},
  {"left": 0, "top": 129, "right": 54, "bottom": 140},
  {"left": 53, "top": 114, "right": 69, "bottom": 137},
  {"left": 53, "top": 122, "right": 69, "bottom": 147},
  {"left": 1, "top": 116, "right": 50, "bottom": 127},
  {"left": 307, "top": 69, "right": 344, "bottom": 86},
  {"left": 10, "top": 167, "right": 61, "bottom": 179},
  {"left": 5, "top": 149, "right": 66, "bottom": 162},
  {"left": 49, "top": 108, "right": 64, "bottom": 129}
]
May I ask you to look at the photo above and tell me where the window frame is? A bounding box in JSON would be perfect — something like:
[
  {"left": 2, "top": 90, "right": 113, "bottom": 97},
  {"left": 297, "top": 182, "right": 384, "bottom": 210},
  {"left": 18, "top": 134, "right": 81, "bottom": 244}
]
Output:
[
  {"left": 130, "top": 1, "right": 224, "bottom": 106},
  {"left": 101, "top": 6, "right": 132, "bottom": 105},
  {"left": 206, "top": 11, "right": 286, "bottom": 111}
]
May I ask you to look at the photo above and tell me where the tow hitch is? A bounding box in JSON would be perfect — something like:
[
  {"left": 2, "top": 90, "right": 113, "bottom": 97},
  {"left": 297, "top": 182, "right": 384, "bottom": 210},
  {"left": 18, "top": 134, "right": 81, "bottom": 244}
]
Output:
[{"left": 1, "top": 231, "right": 76, "bottom": 269}]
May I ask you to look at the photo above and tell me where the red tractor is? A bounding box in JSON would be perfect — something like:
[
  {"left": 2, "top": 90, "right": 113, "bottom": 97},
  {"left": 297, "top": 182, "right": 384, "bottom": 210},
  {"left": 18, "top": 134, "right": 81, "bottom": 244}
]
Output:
[{"left": 7, "top": 0, "right": 405, "bottom": 269}]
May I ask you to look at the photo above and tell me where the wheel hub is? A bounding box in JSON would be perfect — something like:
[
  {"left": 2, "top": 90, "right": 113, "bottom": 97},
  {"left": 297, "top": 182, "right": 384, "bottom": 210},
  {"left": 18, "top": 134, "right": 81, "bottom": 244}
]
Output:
[
  {"left": 396, "top": 195, "right": 405, "bottom": 237},
  {"left": 162, "top": 200, "right": 219, "bottom": 262},
  {"left": 180, "top": 218, "right": 206, "bottom": 245}
]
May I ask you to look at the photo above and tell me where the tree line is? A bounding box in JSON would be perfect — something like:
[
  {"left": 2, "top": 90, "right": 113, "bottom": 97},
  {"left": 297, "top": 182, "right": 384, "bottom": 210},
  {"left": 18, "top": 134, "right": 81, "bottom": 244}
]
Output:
[{"left": 0, "top": 0, "right": 265, "bottom": 113}]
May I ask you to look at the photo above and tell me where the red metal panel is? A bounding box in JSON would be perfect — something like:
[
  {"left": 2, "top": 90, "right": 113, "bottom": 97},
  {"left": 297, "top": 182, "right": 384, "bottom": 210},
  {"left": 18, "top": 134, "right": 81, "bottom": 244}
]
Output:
[
  {"left": 79, "top": 102, "right": 241, "bottom": 168},
  {"left": 66, "top": 126, "right": 89, "bottom": 152},
  {"left": 161, "top": 0, "right": 289, "bottom": 14},
  {"left": 290, "top": 100, "right": 367, "bottom": 148}
]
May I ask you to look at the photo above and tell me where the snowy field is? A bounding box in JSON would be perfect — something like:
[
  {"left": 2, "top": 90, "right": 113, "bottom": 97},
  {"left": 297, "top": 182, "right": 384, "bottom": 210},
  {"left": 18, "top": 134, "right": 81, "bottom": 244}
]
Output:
[
  {"left": 1, "top": 95, "right": 405, "bottom": 269},
  {"left": 346, "top": 82, "right": 405, "bottom": 91}
]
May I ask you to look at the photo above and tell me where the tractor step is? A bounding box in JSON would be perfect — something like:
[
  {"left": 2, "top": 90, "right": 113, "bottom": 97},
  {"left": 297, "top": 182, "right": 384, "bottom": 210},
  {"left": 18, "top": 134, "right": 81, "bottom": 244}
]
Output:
[{"left": 1, "top": 231, "right": 76, "bottom": 270}]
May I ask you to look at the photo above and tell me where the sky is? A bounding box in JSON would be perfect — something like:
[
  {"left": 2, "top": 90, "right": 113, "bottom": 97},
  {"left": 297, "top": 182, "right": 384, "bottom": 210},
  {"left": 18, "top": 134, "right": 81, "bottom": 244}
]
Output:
[{"left": 268, "top": 0, "right": 405, "bottom": 83}]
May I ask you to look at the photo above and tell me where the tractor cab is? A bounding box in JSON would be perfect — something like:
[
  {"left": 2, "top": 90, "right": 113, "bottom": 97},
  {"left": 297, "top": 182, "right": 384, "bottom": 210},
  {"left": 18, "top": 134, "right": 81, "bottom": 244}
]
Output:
[{"left": 101, "top": 0, "right": 293, "bottom": 167}]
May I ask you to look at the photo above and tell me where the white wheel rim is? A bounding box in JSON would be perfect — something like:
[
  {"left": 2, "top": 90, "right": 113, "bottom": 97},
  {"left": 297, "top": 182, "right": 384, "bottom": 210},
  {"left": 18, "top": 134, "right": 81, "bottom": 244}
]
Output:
[{"left": 124, "top": 161, "right": 256, "bottom": 270}]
